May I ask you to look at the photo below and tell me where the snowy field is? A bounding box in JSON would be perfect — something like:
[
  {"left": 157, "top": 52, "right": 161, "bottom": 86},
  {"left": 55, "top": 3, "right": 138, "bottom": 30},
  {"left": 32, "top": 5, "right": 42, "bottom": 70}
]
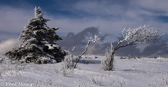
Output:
[{"left": 0, "top": 55, "right": 168, "bottom": 87}]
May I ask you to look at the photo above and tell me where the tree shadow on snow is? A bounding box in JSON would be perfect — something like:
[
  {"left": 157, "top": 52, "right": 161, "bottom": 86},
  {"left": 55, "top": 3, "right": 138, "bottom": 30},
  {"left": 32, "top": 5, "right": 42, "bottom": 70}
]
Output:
[
  {"left": 79, "top": 59, "right": 101, "bottom": 64},
  {"left": 122, "top": 69, "right": 147, "bottom": 73}
]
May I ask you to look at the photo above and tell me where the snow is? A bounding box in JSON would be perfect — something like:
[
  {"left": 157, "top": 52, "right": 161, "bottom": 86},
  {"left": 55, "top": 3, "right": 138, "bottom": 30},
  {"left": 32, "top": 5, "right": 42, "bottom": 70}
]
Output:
[
  {"left": 41, "top": 41, "right": 49, "bottom": 44},
  {"left": 0, "top": 55, "right": 168, "bottom": 87},
  {"left": 122, "top": 25, "right": 159, "bottom": 44},
  {"left": 27, "top": 38, "right": 37, "bottom": 42}
]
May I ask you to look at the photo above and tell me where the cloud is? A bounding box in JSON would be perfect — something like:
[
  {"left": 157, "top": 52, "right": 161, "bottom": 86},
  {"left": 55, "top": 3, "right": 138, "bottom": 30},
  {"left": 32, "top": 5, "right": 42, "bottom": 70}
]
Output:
[
  {"left": 0, "top": 6, "right": 33, "bottom": 33},
  {"left": 71, "top": 0, "right": 168, "bottom": 31},
  {"left": 73, "top": 0, "right": 128, "bottom": 16},
  {"left": 46, "top": 0, "right": 168, "bottom": 35},
  {"left": 134, "top": 0, "right": 168, "bottom": 14},
  {"left": 0, "top": 0, "right": 167, "bottom": 41},
  {"left": 0, "top": 0, "right": 167, "bottom": 56},
  {"left": 0, "top": 38, "right": 21, "bottom": 55},
  {"left": 0, "top": 5, "right": 33, "bottom": 40}
]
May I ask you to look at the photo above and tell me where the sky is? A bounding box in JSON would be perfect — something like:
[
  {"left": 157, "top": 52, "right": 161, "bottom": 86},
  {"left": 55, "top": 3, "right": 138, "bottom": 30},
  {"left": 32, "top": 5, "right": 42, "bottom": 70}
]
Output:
[{"left": 0, "top": 0, "right": 168, "bottom": 41}]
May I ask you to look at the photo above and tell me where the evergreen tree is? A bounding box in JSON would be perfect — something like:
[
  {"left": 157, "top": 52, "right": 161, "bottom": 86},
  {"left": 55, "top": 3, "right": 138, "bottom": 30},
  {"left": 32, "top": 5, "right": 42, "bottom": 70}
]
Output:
[{"left": 5, "top": 7, "right": 66, "bottom": 64}]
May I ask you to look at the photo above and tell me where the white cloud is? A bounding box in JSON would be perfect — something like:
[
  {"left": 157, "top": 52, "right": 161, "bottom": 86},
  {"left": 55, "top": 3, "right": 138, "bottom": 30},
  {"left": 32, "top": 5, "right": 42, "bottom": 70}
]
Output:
[
  {"left": 0, "top": 34, "right": 18, "bottom": 41},
  {"left": 74, "top": 1, "right": 126, "bottom": 16},
  {"left": 0, "top": 38, "right": 21, "bottom": 55},
  {"left": 0, "top": 6, "right": 33, "bottom": 33},
  {"left": 135, "top": 0, "right": 168, "bottom": 15},
  {"left": 70, "top": 0, "right": 168, "bottom": 33},
  {"left": 0, "top": 0, "right": 167, "bottom": 41}
]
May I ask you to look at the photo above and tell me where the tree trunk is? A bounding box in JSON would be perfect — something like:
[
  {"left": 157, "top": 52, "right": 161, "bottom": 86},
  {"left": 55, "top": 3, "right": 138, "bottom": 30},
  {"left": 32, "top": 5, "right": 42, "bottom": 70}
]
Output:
[{"left": 102, "top": 49, "right": 115, "bottom": 71}]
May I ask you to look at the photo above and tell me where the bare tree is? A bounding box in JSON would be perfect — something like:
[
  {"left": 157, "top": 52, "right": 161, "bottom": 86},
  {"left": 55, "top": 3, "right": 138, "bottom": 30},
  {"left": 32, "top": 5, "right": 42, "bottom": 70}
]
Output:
[
  {"left": 102, "top": 25, "right": 160, "bottom": 71},
  {"left": 74, "top": 34, "right": 100, "bottom": 68},
  {"left": 63, "top": 34, "right": 100, "bottom": 69}
]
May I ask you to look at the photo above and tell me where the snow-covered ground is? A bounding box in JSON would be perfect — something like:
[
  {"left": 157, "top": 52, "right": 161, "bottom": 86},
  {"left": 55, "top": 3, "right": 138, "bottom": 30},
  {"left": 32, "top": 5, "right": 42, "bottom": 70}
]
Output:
[{"left": 0, "top": 55, "right": 168, "bottom": 87}]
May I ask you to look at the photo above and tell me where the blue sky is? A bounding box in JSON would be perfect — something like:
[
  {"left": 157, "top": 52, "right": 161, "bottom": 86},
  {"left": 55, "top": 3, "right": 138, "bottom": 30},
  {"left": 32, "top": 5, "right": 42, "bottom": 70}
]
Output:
[{"left": 0, "top": 0, "right": 168, "bottom": 41}]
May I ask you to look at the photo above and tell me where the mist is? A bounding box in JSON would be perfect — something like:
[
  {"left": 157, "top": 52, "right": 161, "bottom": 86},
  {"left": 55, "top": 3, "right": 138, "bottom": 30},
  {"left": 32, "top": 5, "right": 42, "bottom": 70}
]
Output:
[
  {"left": 0, "top": 38, "right": 21, "bottom": 55},
  {"left": 60, "top": 27, "right": 168, "bottom": 57}
]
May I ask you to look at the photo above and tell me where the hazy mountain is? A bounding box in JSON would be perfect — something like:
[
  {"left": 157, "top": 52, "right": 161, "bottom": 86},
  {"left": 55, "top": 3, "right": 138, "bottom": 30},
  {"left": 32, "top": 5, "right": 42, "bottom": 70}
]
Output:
[
  {"left": 60, "top": 27, "right": 168, "bottom": 57},
  {"left": 59, "top": 27, "right": 140, "bottom": 56}
]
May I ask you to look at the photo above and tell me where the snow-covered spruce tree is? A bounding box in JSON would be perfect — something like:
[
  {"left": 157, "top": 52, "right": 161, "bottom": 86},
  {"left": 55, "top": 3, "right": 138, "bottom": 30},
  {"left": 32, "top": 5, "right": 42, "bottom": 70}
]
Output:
[
  {"left": 5, "top": 7, "right": 66, "bottom": 64},
  {"left": 102, "top": 25, "right": 160, "bottom": 71}
]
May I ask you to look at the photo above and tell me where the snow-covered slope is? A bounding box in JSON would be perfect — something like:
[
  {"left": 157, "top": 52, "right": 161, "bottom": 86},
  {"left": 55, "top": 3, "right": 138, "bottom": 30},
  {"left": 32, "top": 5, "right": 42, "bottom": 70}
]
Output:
[{"left": 0, "top": 55, "right": 168, "bottom": 87}]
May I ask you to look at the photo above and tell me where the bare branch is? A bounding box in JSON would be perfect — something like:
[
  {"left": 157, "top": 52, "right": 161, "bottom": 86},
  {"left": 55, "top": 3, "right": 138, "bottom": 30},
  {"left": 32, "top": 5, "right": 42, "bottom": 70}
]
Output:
[
  {"left": 79, "top": 34, "right": 100, "bottom": 57},
  {"left": 122, "top": 28, "right": 126, "bottom": 38},
  {"left": 115, "top": 25, "right": 160, "bottom": 51},
  {"left": 122, "top": 25, "right": 160, "bottom": 44},
  {"left": 74, "top": 34, "right": 100, "bottom": 68}
]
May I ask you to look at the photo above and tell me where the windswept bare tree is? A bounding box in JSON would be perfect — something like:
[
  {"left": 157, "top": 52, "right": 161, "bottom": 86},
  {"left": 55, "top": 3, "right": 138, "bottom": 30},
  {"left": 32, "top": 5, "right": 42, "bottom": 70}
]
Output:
[
  {"left": 73, "top": 34, "right": 100, "bottom": 68},
  {"left": 102, "top": 25, "right": 160, "bottom": 71},
  {"left": 63, "top": 34, "right": 100, "bottom": 69}
]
